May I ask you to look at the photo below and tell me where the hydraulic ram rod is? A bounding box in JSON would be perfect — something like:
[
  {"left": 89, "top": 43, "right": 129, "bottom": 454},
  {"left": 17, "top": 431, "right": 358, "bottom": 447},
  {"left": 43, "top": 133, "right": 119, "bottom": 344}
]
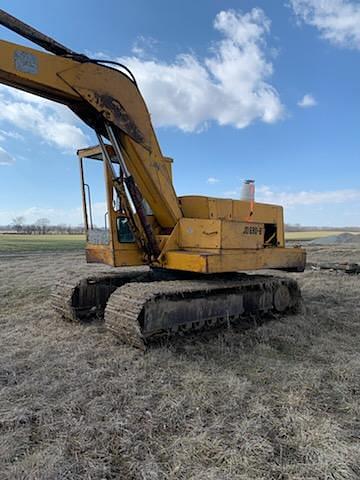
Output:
[{"left": 105, "top": 124, "right": 160, "bottom": 259}]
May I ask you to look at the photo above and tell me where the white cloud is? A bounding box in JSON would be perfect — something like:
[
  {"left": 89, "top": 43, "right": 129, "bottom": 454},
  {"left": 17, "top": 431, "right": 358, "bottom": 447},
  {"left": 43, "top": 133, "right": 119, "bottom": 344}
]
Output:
[
  {"left": 207, "top": 177, "right": 220, "bottom": 184},
  {"left": 0, "top": 202, "right": 107, "bottom": 226},
  {"left": 257, "top": 185, "right": 360, "bottom": 206},
  {"left": 289, "top": 0, "right": 360, "bottom": 49},
  {"left": 118, "top": 8, "right": 284, "bottom": 132},
  {"left": 131, "top": 36, "right": 158, "bottom": 58},
  {"left": 0, "top": 86, "right": 89, "bottom": 152},
  {"left": 0, "top": 129, "right": 23, "bottom": 140},
  {"left": 298, "top": 93, "right": 317, "bottom": 108},
  {"left": 0, "top": 9, "right": 283, "bottom": 145},
  {"left": 0, "top": 146, "right": 15, "bottom": 165},
  {"left": 0, "top": 206, "right": 80, "bottom": 226}
]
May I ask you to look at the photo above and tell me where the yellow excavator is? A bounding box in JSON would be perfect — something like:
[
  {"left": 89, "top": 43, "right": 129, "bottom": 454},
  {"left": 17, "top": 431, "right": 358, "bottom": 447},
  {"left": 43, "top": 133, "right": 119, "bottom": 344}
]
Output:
[{"left": 0, "top": 10, "right": 306, "bottom": 348}]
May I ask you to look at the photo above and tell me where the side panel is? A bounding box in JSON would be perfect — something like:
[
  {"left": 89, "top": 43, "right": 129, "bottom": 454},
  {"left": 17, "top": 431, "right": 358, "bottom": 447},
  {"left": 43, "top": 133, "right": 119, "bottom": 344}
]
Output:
[
  {"left": 178, "top": 218, "right": 221, "bottom": 249},
  {"left": 164, "top": 247, "right": 306, "bottom": 274},
  {"left": 163, "top": 250, "right": 208, "bottom": 272},
  {"left": 179, "top": 196, "right": 210, "bottom": 219},
  {"left": 208, "top": 198, "right": 232, "bottom": 220},
  {"left": 113, "top": 245, "right": 145, "bottom": 267},
  {"left": 178, "top": 218, "right": 265, "bottom": 250},
  {"left": 221, "top": 221, "right": 264, "bottom": 249},
  {"left": 205, "top": 248, "right": 305, "bottom": 273},
  {"left": 86, "top": 244, "right": 115, "bottom": 265},
  {"left": 86, "top": 243, "right": 145, "bottom": 267}
]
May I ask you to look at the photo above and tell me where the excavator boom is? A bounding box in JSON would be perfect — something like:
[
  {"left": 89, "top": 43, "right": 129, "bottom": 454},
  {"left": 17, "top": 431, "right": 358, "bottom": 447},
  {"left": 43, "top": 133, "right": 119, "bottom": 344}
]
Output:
[{"left": 0, "top": 9, "right": 182, "bottom": 230}]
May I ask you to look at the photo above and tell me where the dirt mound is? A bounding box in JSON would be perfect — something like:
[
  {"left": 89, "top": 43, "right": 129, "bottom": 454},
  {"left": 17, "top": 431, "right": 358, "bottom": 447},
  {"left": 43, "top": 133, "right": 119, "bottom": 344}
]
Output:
[{"left": 309, "top": 233, "right": 360, "bottom": 245}]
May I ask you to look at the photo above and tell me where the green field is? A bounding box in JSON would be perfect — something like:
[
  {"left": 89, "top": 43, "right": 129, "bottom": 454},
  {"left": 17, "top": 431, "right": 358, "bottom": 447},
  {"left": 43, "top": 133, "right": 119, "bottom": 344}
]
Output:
[
  {"left": 285, "top": 230, "right": 357, "bottom": 241},
  {"left": 0, "top": 234, "right": 86, "bottom": 253}
]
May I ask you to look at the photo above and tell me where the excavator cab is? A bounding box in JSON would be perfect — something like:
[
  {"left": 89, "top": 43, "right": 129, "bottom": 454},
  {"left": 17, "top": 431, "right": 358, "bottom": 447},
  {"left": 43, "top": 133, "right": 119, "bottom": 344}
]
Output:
[{"left": 77, "top": 144, "right": 146, "bottom": 267}]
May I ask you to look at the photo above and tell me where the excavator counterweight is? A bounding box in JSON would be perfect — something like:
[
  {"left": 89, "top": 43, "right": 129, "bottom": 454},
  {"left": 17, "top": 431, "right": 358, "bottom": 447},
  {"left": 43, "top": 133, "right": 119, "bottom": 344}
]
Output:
[{"left": 0, "top": 10, "right": 306, "bottom": 348}]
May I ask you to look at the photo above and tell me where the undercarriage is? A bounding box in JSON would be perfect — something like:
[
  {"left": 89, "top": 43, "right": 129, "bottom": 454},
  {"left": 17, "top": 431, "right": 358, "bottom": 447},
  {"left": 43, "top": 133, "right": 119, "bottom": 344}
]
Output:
[{"left": 51, "top": 270, "right": 301, "bottom": 350}]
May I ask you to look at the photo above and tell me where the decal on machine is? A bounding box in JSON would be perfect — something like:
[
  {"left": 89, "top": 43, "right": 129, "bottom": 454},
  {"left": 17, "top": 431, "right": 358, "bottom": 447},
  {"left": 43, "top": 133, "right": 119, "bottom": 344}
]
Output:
[
  {"left": 243, "top": 225, "right": 263, "bottom": 235},
  {"left": 14, "top": 50, "right": 38, "bottom": 74}
]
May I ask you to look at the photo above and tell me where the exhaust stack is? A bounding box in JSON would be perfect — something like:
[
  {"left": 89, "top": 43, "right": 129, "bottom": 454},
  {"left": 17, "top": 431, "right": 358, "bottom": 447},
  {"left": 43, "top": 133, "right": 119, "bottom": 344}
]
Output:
[{"left": 240, "top": 179, "right": 255, "bottom": 202}]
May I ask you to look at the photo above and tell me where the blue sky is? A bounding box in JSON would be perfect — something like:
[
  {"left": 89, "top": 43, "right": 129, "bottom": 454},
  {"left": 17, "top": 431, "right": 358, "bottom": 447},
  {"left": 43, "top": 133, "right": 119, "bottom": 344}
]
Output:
[{"left": 0, "top": 0, "right": 360, "bottom": 226}]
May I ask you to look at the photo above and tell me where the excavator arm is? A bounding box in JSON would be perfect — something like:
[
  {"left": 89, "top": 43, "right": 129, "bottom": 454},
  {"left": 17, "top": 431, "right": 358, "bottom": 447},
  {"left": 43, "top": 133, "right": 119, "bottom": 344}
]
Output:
[{"left": 0, "top": 9, "right": 182, "bottom": 236}]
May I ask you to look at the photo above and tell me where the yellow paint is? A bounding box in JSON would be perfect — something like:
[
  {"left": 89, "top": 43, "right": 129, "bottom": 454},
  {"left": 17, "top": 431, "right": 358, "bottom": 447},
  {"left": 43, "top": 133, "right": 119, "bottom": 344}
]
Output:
[
  {"left": 0, "top": 39, "right": 80, "bottom": 103},
  {"left": 179, "top": 219, "right": 221, "bottom": 249},
  {"left": 86, "top": 243, "right": 144, "bottom": 267},
  {"left": 164, "top": 247, "right": 305, "bottom": 274},
  {"left": 221, "top": 221, "right": 264, "bottom": 249}
]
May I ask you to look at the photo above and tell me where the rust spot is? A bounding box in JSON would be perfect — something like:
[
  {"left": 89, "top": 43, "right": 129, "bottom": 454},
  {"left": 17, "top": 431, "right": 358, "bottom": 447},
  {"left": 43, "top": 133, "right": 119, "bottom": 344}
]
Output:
[{"left": 91, "top": 91, "right": 148, "bottom": 148}]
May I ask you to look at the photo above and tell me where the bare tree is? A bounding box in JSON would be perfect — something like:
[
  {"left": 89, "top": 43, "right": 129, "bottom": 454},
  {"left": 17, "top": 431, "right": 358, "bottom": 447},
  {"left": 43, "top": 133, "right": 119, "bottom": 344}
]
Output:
[
  {"left": 11, "top": 216, "right": 25, "bottom": 233},
  {"left": 35, "top": 218, "right": 50, "bottom": 235}
]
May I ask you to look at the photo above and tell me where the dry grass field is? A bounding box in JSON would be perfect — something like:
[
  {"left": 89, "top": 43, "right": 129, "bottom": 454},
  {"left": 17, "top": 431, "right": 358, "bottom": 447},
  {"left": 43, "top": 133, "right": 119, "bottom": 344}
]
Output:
[{"left": 1, "top": 244, "right": 360, "bottom": 479}]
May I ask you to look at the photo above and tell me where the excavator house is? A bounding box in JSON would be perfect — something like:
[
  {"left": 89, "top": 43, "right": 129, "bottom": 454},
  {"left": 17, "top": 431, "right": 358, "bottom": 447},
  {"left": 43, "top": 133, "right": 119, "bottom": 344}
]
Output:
[{"left": 0, "top": 10, "right": 306, "bottom": 348}]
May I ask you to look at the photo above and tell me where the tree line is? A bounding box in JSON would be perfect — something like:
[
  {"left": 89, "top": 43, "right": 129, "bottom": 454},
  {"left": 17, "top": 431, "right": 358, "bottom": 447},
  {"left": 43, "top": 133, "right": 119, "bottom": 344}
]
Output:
[
  {"left": 285, "top": 224, "right": 360, "bottom": 232},
  {"left": 0, "top": 216, "right": 84, "bottom": 234},
  {"left": 2, "top": 218, "right": 359, "bottom": 235}
]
